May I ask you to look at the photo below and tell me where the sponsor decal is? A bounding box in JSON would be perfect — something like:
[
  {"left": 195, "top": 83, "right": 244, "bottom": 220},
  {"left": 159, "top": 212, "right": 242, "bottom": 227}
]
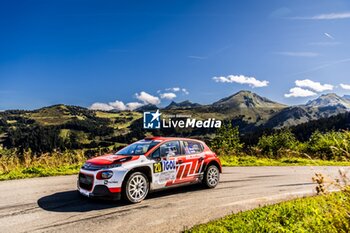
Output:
[
  {"left": 153, "top": 160, "right": 177, "bottom": 183},
  {"left": 104, "top": 180, "right": 118, "bottom": 184},
  {"left": 153, "top": 160, "right": 176, "bottom": 173},
  {"left": 144, "top": 109, "right": 222, "bottom": 129}
]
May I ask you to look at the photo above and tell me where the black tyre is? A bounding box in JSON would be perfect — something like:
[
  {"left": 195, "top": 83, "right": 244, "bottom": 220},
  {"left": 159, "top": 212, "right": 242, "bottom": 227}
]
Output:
[
  {"left": 203, "top": 165, "right": 220, "bottom": 188},
  {"left": 122, "top": 172, "right": 149, "bottom": 203}
]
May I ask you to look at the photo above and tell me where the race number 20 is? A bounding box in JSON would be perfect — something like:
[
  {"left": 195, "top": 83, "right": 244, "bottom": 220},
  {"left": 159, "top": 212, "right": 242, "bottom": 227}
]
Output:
[{"left": 153, "top": 162, "right": 163, "bottom": 173}]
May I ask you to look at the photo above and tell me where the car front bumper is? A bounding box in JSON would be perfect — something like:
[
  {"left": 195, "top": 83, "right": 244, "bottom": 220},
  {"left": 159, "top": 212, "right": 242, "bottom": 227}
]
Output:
[
  {"left": 77, "top": 170, "right": 124, "bottom": 200},
  {"left": 78, "top": 184, "right": 122, "bottom": 200}
]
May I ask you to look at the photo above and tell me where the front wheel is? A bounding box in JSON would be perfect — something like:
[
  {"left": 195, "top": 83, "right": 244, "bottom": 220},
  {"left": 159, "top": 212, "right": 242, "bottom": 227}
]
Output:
[
  {"left": 203, "top": 165, "right": 220, "bottom": 188},
  {"left": 123, "top": 172, "right": 149, "bottom": 203}
]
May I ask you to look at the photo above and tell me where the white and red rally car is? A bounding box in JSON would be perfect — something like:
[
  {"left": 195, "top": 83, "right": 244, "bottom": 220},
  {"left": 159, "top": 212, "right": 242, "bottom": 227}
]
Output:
[{"left": 78, "top": 137, "right": 222, "bottom": 203}]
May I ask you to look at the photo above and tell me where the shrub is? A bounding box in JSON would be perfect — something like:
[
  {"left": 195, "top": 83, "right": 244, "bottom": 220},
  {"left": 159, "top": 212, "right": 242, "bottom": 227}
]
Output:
[
  {"left": 307, "top": 130, "right": 350, "bottom": 160},
  {"left": 257, "top": 130, "right": 299, "bottom": 157},
  {"left": 210, "top": 123, "right": 243, "bottom": 156}
]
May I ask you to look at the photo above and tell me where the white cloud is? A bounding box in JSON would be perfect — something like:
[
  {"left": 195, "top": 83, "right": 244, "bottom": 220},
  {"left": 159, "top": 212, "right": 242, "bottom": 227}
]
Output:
[
  {"left": 89, "top": 100, "right": 145, "bottom": 111},
  {"left": 126, "top": 102, "right": 144, "bottom": 110},
  {"left": 285, "top": 87, "right": 317, "bottom": 98},
  {"left": 295, "top": 79, "right": 333, "bottom": 92},
  {"left": 340, "top": 83, "right": 350, "bottom": 90},
  {"left": 135, "top": 91, "right": 160, "bottom": 105},
  {"left": 275, "top": 52, "right": 319, "bottom": 57},
  {"left": 310, "top": 12, "right": 350, "bottom": 20},
  {"left": 166, "top": 87, "right": 180, "bottom": 92},
  {"left": 89, "top": 103, "right": 114, "bottom": 111},
  {"left": 163, "top": 87, "right": 189, "bottom": 95},
  {"left": 160, "top": 92, "right": 177, "bottom": 100},
  {"left": 213, "top": 75, "right": 269, "bottom": 88},
  {"left": 324, "top": 32, "right": 334, "bottom": 39},
  {"left": 291, "top": 12, "right": 350, "bottom": 20},
  {"left": 89, "top": 90, "right": 162, "bottom": 111},
  {"left": 109, "top": 100, "right": 126, "bottom": 111}
]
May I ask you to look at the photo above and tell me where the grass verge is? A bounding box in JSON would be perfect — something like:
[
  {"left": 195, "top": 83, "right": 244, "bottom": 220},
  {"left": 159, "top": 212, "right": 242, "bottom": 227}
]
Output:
[
  {"left": 1, "top": 151, "right": 349, "bottom": 181},
  {"left": 0, "top": 150, "right": 86, "bottom": 181},
  {"left": 0, "top": 164, "right": 82, "bottom": 181},
  {"left": 220, "top": 155, "right": 350, "bottom": 166},
  {"left": 186, "top": 190, "right": 350, "bottom": 233}
]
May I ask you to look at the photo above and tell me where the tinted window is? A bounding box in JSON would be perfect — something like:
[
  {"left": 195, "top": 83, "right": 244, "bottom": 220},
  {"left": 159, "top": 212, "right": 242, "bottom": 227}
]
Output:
[
  {"left": 151, "top": 148, "right": 160, "bottom": 158},
  {"left": 182, "top": 140, "right": 203, "bottom": 155},
  {"left": 159, "top": 141, "right": 181, "bottom": 157},
  {"left": 116, "top": 140, "right": 160, "bottom": 155}
]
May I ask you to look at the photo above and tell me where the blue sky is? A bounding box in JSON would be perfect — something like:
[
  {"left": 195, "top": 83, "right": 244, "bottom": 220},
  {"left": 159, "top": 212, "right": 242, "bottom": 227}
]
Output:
[{"left": 1, "top": 0, "right": 350, "bottom": 110}]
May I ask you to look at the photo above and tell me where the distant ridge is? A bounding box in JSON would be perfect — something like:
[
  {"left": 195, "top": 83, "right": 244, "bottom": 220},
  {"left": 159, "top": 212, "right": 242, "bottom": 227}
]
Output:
[
  {"left": 2, "top": 90, "right": 350, "bottom": 131},
  {"left": 306, "top": 93, "right": 350, "bottom": 109},
  {"left": 212, "top": 90, "right": 286, "bottom": 109},
  {"left": 265, "top": 93, "right": 350, "bottom": 128},
  {"left": 165, "top": 100, "right": 201, "bottom": 109}
]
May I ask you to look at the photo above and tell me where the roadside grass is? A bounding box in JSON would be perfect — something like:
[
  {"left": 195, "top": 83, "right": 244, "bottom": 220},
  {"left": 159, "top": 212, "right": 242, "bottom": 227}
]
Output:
[
  {"left": 0, "top": 150, "right": 85, "bottom": 181},
  {"left": 220, "top": 155, "right": 350, "bottom": 166},
  {"left": 186, "top": 190, "right": 350, "bottom": 233},
  {"left": 0, "top": 164, "right": 82, "bottom": 180},
  {"left": 1, "top": 150, "right": 349, "bottom": 181}
]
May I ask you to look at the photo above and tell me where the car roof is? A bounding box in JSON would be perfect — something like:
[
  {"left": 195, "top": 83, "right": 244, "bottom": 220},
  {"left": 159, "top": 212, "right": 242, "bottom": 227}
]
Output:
[{"left": 144, "top": 136, "right": 203, "bottom": 142}]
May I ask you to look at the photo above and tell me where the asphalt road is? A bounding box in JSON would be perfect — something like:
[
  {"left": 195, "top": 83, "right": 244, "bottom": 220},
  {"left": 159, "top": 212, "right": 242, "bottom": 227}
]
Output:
[{"left": 0, "top": 166, "right": 348, "bottom": 233}]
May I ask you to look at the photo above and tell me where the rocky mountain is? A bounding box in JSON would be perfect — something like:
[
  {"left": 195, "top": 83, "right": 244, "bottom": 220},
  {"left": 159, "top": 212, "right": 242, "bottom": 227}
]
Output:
[
  {"left": 1, "top": 91, "right": 350, "bottom": 134},
  {"left": 212, "top": 90, "right": 286, "bottom": 109},
  {"left": 209, "top": 90, "right": 287, "bottom": 124},
  {"left": 306, "top": 93, "right": 350, "bottom": 109},
  {"left": 265, "top": 93, "right": 350, "bottom": 128},
  {"left": 165, "top": 100, "right": 201, "bottom": 109},
  {"left": 135, "top": 104, "right": 158, "bottom": 112},
  {"left": 343, "top": 95, "right": 350, "bottom": 101}
]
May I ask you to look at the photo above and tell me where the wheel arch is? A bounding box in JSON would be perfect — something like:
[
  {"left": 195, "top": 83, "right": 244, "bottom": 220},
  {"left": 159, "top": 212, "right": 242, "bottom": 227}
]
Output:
[
  {"left": 122, "top": 166, "right": 153, "bottom": 185},
  {"left": 204, "top": 160, "right": 222, "bottom": 173}
]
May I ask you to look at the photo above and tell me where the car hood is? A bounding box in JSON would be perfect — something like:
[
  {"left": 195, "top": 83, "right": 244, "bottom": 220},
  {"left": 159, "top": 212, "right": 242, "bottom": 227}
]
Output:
[{"left": 86, "top": 154, "right": 139, "bottom": 165}]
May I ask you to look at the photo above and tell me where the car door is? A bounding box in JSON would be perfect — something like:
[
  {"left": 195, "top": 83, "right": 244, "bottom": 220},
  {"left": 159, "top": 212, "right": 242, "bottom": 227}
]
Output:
[
  {"left": 178, "top": 140, "right": 205, "bottom": 181},
  {"left": 150, "top": 140, "right": 181, "bottom": 188}
]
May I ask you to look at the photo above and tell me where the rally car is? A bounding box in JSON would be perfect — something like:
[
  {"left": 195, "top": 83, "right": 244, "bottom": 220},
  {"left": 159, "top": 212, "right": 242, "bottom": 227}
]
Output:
[{"left": 78, "top": 137, "right": 221, "bottom": 203}]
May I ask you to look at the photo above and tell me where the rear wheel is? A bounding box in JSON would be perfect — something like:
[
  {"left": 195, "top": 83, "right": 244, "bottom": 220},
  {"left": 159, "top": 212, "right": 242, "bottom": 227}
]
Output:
[
  {"left": 203, "top": 165, "right": 220, "bottom": 188},
  {"left": 123, "top": 172, "right": 149, "bottom": 203}
]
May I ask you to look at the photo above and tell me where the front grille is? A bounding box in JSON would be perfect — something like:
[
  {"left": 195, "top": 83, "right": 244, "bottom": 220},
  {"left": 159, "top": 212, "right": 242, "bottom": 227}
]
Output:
[
  {"left": 81, "top": 162, "right": 122, "bottom": 171},
  {"left": 79, "top": 173, "right": 94, "bottom": 191}
]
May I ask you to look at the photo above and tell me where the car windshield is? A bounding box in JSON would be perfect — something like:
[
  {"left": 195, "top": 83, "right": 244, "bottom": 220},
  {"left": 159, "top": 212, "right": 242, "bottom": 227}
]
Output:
[{"left": 115, "top": 140, "right": 160, "bottom": 155}]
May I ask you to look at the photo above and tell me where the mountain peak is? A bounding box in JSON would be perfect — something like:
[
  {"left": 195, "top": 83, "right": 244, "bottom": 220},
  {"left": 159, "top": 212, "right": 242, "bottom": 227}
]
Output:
[
  {"left": 135, "top": 104, "right": 158, "bottom": 112},
  {"left": 165, "top": 100, "right": 201, "bottom": 109},
  {"left": 235, "top": 90, "right": 253, "bottom": 95},
  {"left": 320, "top": 93, "right": 340, "bottom": 98},
  {"left": 306, "top": 93, "right": 350, "bottom": 108},
  {"left": 213, "top": 90, "right": 286, "bottom": 109}
]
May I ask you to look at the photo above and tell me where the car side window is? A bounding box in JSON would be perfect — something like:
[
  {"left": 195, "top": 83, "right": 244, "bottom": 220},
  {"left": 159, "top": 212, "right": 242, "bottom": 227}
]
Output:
[
  {"left": 151, "top": 148, "right": 160, "bottom": 159},
  {"left": 159, "top": 141, "right": 181, "bottom": 158},
  {"left": 182, "top": 140, "right": 204, "bottom": 155}
]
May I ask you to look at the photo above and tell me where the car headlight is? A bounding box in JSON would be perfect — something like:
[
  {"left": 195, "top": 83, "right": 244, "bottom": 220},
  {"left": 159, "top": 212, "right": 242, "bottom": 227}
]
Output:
[{"left": 97, "top": 170, "right": 113, "bottom": 180}]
